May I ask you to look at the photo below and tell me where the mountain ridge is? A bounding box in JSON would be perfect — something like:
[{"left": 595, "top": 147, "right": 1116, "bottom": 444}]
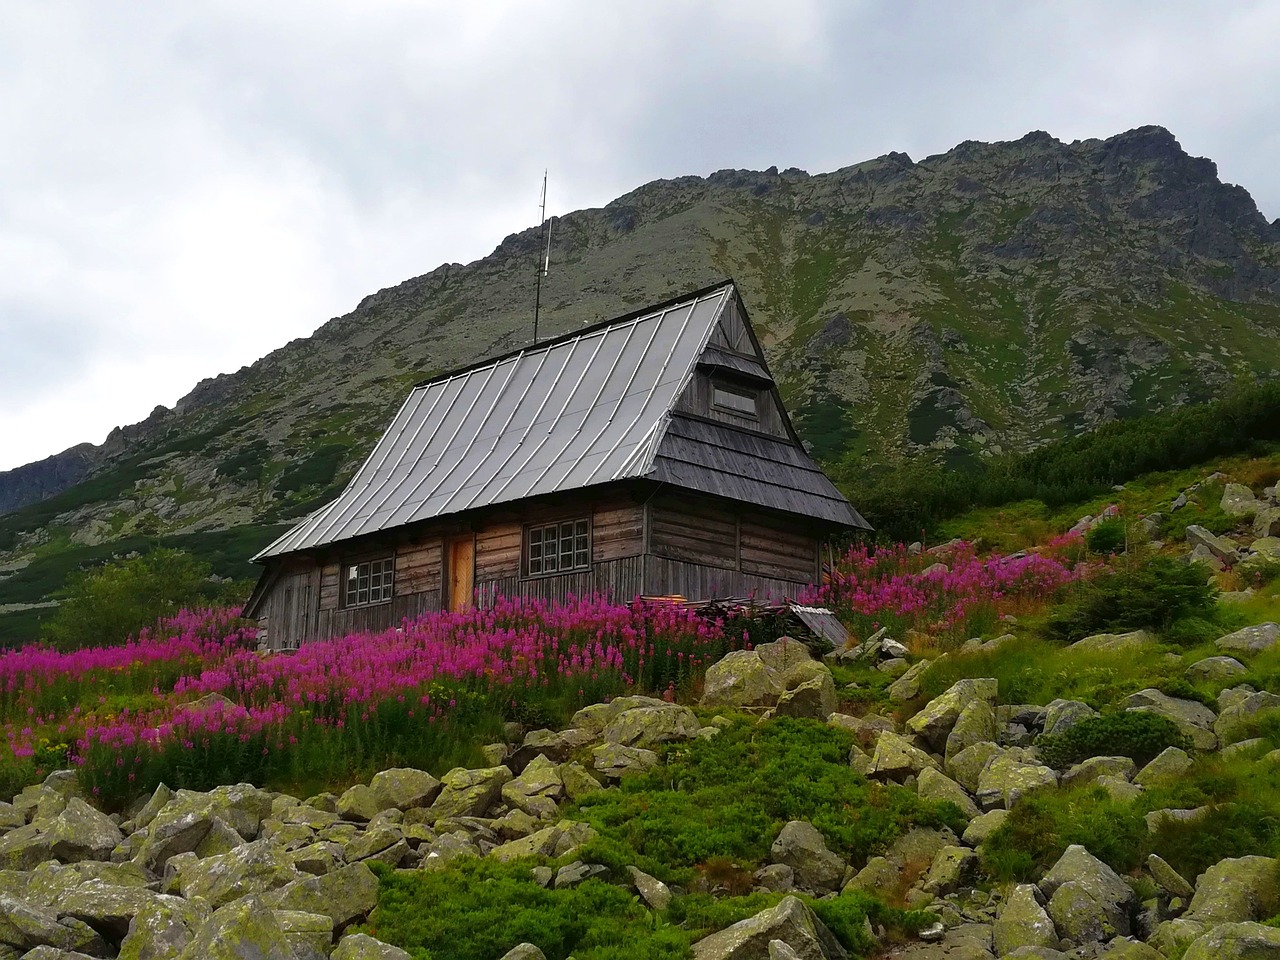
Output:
[{"left": 1, "top": 124, "right": 1279, "bottom": 633}]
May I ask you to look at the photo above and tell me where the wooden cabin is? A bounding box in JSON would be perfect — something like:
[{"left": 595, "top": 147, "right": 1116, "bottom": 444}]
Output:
[{"left": 245, "top": 281, "right": 870, "bottom": 650}]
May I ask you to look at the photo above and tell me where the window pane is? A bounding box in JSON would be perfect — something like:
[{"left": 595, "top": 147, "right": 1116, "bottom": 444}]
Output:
[{"left": 713, "top": 384, "right": 758, "bottom": 415}]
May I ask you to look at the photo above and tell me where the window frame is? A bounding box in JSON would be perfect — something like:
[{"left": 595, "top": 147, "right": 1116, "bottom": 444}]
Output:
[
  {"left": 711, "top": 380, "right": 760, "bottom": 420},
  {"left": 524, "top": 517, "right": 591, "bottom": 578},
  {"left": 341, "top": 555, "right": 396, "bottom": 608}
]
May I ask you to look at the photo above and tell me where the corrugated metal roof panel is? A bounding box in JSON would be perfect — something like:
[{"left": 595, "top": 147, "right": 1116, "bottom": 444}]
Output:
[{"left": 256, "top": 285, "right": 734, "bottom": 559}]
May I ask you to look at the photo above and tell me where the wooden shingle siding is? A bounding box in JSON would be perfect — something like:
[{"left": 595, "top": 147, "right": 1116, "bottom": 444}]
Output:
[
  {"left": 592, "top": 503, "right": 644, "bottom": 562},
  {"left": 476, "top": 524, "right": 522, "bottom": 580},
  {"left": 395, "top": 540, "right": 443, "bottom": 595},
  {"left": 741, "top": 517, "right": 819, "bottom": 582},
  {"left": 673, "top": 372, "right": 787, "bottom": 437},
  {"left": 649, "top": 498, "right": 738, "bottom": 570},
  {"left": 643, "top": 556, "right": 805, "bottom": 601}
]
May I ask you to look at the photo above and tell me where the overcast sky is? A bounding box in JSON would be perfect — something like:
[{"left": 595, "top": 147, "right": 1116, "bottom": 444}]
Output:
[{"left": 2, "top": 1, "right": 1278, "bottom": 473}]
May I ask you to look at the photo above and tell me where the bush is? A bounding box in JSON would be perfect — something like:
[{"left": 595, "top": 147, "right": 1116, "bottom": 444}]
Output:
[
  {"left": 1044, "top": 556, "right": 1218, "bottom": 642},
  {"left": 41, "top": 548, "right": 225, "bottom": 650},
  {"left": 1085, "top": 519, "right": 1126, "bottom": 555},
  {"left": 1036, "top": 712, "right": 1190, "bottom": 769}
]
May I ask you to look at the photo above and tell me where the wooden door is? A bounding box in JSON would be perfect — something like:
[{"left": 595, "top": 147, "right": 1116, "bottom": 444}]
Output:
[{"left": 448, "top": 537, "right": 475, "bottom": 612}]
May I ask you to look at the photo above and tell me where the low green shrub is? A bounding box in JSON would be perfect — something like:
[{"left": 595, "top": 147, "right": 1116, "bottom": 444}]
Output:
[
  {"left": 569, "top": 717, "right": 965, "bottom": 885},
  {"left": 1036, "top": 712, "right": 1190, "bottom": 769},
  {"left": 1085, "top": 519, "right": 1127, "bottom": 555},
  {"left": 1045, "top": 556, "right": 1218, "bottom": 643}
]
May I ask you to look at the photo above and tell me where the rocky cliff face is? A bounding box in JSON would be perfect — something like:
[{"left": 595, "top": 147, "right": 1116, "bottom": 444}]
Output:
[{"left": 1, "top": 126, "right": 1278, "bottom": 596}]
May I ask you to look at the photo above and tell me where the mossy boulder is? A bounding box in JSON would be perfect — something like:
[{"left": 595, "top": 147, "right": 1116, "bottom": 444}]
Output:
[
  {"left": 368, "top": 768, "right": 442, "bottom": 812},
  {"left": 945, "top": 700, "right": 998, "bottom": 762},
  {"left": 1216, "top": 623, "right": 1280, "bottom": 655},
  {"left": 424, "top": 766, "right": 513, "bottom": 821},
  {"left": 117, "top": 896, "right": 206, "bottom": 960},
  {"left": 332, "top": 932, "right": 412, "bottom": 960},
  {"left": 690, "top": 894, "right": 848, "bottom": 960},
  {"left": 907, "top": 679, "right": 998, "bottom": 752},
  {"left": 701, "top": 650, "right": 782, "bottom": 709},
  {"left": 603, "top": 703, "right": 702, "bottom": 748},
  {"left": 993, "top": 884, "right": 1058, "bottom": 956},
  {"left": 264, "top": 862, "right": 379, "bottom": 931},
  {"left": 177, "top": 838, "right": 300, "bottom": 908},
  {"left": 1185, "top": 856, "right": 1280, "bottom": 925},
  {"left": 769, "top": 821, "right": 846, "bottom": 895},
  {"left": 1182, "top": 921, "right": 1280, "bottom": 959},
  {"left": 869, "top": 732, "right": 940, "bottom": 782},
  {"left": 175, "top": 896, "right": 293, "bottom": 960}
]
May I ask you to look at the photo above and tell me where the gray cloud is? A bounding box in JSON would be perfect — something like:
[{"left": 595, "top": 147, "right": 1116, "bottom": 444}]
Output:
[{"left": 1, "top": 0, "right": 1277, "bottom": 471}]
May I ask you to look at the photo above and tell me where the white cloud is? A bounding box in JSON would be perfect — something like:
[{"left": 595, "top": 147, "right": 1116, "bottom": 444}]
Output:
[{"left": 0, "top": 0, "right": 1276, "bottom": 471}]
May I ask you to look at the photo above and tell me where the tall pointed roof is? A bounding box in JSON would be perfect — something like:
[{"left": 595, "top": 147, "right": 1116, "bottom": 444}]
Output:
[{"left": 256, "top": 282, "right": 865, "bottom": 560}]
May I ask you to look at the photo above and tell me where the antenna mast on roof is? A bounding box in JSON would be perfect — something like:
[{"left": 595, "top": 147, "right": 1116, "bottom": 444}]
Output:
[{"left": 533, "top": 170, "right": 553, "bottom": 345}]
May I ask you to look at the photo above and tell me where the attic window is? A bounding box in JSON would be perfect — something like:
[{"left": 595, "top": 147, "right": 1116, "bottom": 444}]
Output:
[
  {"left": 712, "top": 383, "right": 758, "bottom": 418},
  {"left": 526, "top": 519, "right": 590, "bottom": 576},
  {"left": 343, "top": 557, "right": 394, "bottom": 607}
]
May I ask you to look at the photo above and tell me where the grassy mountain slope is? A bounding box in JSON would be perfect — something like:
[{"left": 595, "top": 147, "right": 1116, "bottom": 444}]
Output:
[{"left": 1, "top": 125, "right": 1278, "bottom": 641}]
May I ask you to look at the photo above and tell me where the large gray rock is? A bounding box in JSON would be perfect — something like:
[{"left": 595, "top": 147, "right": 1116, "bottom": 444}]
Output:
[
  {"left": 1187, "top": 656, "right": 1249, "bottom": 681},
  {"left": 332, "top": 932, "right": 412, "bottom": 960},
  {"left": 993, "top": 884, "right": 1058, "bottom": 956},
  {"left": 1120, "top": 689, "right": 1218, "bottom": 751},
  {"left": 1041, "top": 845, "right": 1135, "bottom": 910},
  {"left": 591, "top": 743, "right": 659, "bottom": 779},
  {"left": 1147, "top": 854, "right": 1194, "bottom": 900},
  {"left": 276, "top": 910, "right": 334, "bottom": 960},
  {"left": 489, "top": 820, "right": 597, "bottom": 863},
  {"left": 117, "top": 897, "right": 206, "bottom": 960},
  {"left": 701, "top": 650, "right": 782, "bottom": 709},
  {"left": 1059, "top": 756, "right": 1136, "bottom": 789},
  {"left": 0, "top": 895, "right": 105, "bottom": 954},
  {"left": 1047, "top": 880, "right": 1128, "bottom": 943},
  {"left": 1185, "top": 525, "right": 1240, "bottom": 563},
  {"left": 0, "top": 825, "right": 52, "bottom": 871},
  {"left": 58, "top": 880, "right": 180, "bottom": 941},
  {"left": 917, "top": 768, "right": 980, "bottom": 820},
  {"left": 770, "top": 822, "right": 845, "bottom": 895},
  {"left": 175, "top": 896, "right": 293, "bottom": 960},
  {"left": 1133, "top": 747, "right": 1193, "bottom": 787},
  {"left": 945, "top": 700, "right": 997, "bottom": 762},
  {"left": 947, "top": 742, "right": 1002, "bottom": 793},
  {"left": 501, "top": 755, "right": 565, "bottom": 814},
  {"left": 907, "top": 679, "right": 998, "bottom": 752},
  {"left": 1098, "top": 941, "right": 1164, "bottom": 959},
  {"left": 691, "top": 895, "right": 847, "bottom": 960},
  {"left": 869, "top": 732, "right": 940, "bottom": 782},
  {"left": 495, "top": 945, "right": 547, "bottom": 960},
  {"left": 1185, "top": 856, "right": 1280, "bottom": 924},
  {"left": 1221, "top": 483, "right": 1261, "bottom": 517},
  {"left": 1042, "top": 700, "right": 1099, "bottom": 739},
  {"left": 1216, "top": 691, "right": 1280, "bottom": 743},
  {"left": 887, "top": 660, "right": 932, "bottom": 703},
  {"left": 1216, "top": 623, "right": 1280, "bottom": 655},
  {"left": 337, "top": 785, "right": 380, "bottom": 823},
  {"left": 603, "top": 703, "right": 701, "bottom": 749},
  {"left": 369, "top": 769, "right": 442, "bottom": 812},
  {"left": 265, "top": 862, "right": 380, "bottom": 931},
  {"left": 45, "top": 798, "right": 123, "bottom": 864},
  {"left": 1071, "top": 630, "right": 1155, "bottom": 653},
  {"left": 1255, "top": 509, "right": 1280, "bottom": 539},
  {"left": 921, "top": 845, "right": 977, "bottom": 896},
  {"left": 424, "top": 766, "right": 512, "bottom": 821},
  {"left": 771, "top": 675, "right": 838, "bottom": 721},
  {"left": 976, "top": 754, "right": 1057, "bottom": 809},
  {"left": 627, "top": 866, "right": 671, "bottom": 911},
  {"left": 178, "top": 838, "right": 300, "bottom": 908},
  {"left": 1183, "top": 921, "right": 1280, "bottom": 959}
]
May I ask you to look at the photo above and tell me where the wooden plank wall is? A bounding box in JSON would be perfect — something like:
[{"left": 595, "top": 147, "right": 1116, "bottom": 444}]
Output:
[
  {"left": 741, "top": 516, "right": 819, "bottom": 583},
  {"left": 644, "top": 556, "right": 807, "bottom": 603},
  {"left": 674, "top": 372, "right": 786, "bottom": 437},
  {"left": 649, "top": 497, "right": 737, "bottom": 569}
]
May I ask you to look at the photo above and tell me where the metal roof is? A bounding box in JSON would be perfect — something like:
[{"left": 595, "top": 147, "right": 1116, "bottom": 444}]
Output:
[{"left": 255, "top": 281, "right": 867, "bottom": 562}]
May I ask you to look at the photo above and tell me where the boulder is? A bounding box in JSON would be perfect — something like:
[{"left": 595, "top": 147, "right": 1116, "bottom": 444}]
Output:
[
  {"left": 1215, "top": 691, "right": 1280, "bottom": 744},
  {"left": 1047, "top": 879, "right": 1128, "bottom": 943},
  {"left": 917, "top": 768, "right": 980, "bottom": 820},
  {"left": 1255, "top": 536, "right": 1280, "bottom": 557},
  {"left": 945, "top": 700, "right": 998, "bottom": 762},
  {"left": 0, "top": 825, "right": 52, "bottom": 871},
  {"left": 1147, "top": 854, "right": 1194, "bottom": 900},
  {"left": 755, "top": 639, "right": 815, "bottom": 676},
  {"left": 701, "top": 651, "right": 782, "bottom": 709},
  {"left": 490, "top": 820, "right": 597, "bottom": 863},
  {"left": 0, "top": 895, "right": 106, "bottom": 954},
  {"left": 691, "top": 894, "right": 848, "bottom": 960},
  {"left": 58, "top": 880, "right": 179, "bottom": 941},
  {"left": 1041, "top": 845, "right": 1136, "bottom": 910},
  {"left": 332, "top": 932, "right": 413, "bottom": 960},
  {"left": 1071, "top": 630, "right": 1155, "bottom": 653},
  {"left": 175, "top": 896, "right": 293, "bottom": 960},
  {"left": 1149, "top": 918, "right": 1206, "bottom": 956},
  {"left": 424, "top": 766, "right": 512, "bottom": 821},
  {"left": 1221, "top": 483, "right": 1261, "bottom": 517},
  {"left": 369, "top": 769, "right": 442, "bottom": 812},
  {"left": 921, "top": 845, "right": 977, "bottom": 896},
  {"left": 1040, "top": 699, "right": 1098, "bottom": 740},
  {"left": 1060, "top": 757, "right": 1136, "bottom": 789},
  {"left": 1185, "top": 856, "right": 1280, "bottom": 924},
  {"left": 975, "top": 754, "right": 1057, "bottom": 809},
  {"left": 46, "top": 799, "right": 123, "bottom": 864},
  {"left": 1185, "top": 525, "right": 1240, "bottom": 563},
  {"left": 265, "top": 862, "right": 380, "bottom": 931},
  {"left": 947, "top": 742, "right": 1002, "bottom": 793},
  {"left": 1120, "top": 689, "right": 1218, "bottom": 751},
  {"left": 887, "top": 660, "right": 932, "bottom": 703},
  {"left": 603, "top": 703, "right": 701, "bottom": 749},
  {"left": 1133, "top": 747, "right": 1193, "bottom": 787},
  {"left": 495, "top": 945, "right": 547, "bottom": 960},
  {"left": 1098, "top": 942, "right": 1163, "bottom": 959},
  {"left": 418, "top": 832, "right": 479, "bottom": 870},
  {"left": 961, "top": 809, "right": 1009, "bottom": 847},
  {"left": 178, "top": 838, "right": 300, "bottom": 908},
  {"left": 843, "top": 856, "right": 901, "bottom": 897},
  {"left": 1183, "top": 921, "right": 1280, "bottom": 959},
  {"left": 276, "top": 910, "right": 334, "bottom": 960},
  {"left": 993, "top": 884, "right": 1058, "bottom": 956},
  {"left": 592, "top": 743, "right": 660, "bottom": 779},
  {"left": 502, "top": 755, "right": 565, "bottom": 813},
  {"left": 1186, "top": 656, "right": 1248, "bottom": 682},
  {"left": 627, "top": 866, "right": 671, "bottom": 911},
  {"left": 868, "top": 732, "right": 939, "bottom": 782},
  {"left": 770, "top": 821, "right": 846, "bottom": 895},
  {"left": 336, "top": 785, "right": 380, "bottom": 823},
  {"left": 771, "top": 675, "right": 838, "bottom": 721},
  {"left": 1216, "top": 623, "right": 1280, "bottom": 655},
  {"left": 117, "top": 897, "right": 206, "bottom": 960},
  {"left": 907, "top": 679, "right": 998, "bottom": 752}
]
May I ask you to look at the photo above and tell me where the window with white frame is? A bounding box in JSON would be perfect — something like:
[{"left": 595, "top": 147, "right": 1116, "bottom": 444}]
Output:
[
  {"left": 525, "top": 519, "right": 590, "bottom": 576},
  {"left": 343, "top": 556, "right": 395, "bottom": 607}
]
